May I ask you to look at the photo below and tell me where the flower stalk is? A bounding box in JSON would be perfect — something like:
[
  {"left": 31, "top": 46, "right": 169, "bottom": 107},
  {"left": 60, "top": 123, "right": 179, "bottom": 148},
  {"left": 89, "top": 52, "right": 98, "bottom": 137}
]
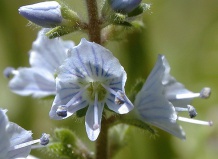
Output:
[
  {"left": 85, "top": 0, "right": 101, "bottom": 44},
  {"left": 96, "top": 116, "right": 109, "bottom": 159}
]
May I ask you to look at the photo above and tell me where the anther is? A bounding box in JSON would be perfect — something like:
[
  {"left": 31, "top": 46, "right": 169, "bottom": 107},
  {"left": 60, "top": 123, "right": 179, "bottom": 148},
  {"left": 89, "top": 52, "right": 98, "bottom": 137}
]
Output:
[
  {"left": 200, "top": 87, "right": 211, "bottom": 99},
  {"left": 40, "top": 133, "right": 50, "bottom": 146},
  {"left": 93, "top": 124, "right": 99, "bottom": 130},
  {"left": 3, "top": 67, "right": 15, "bottom": 78},
  {"left": 187, "top": 105, "right": 197, "bottom": 118},
  {"left": 56, "top": 105, "right": 67, "bottom": 117},
  {"left": 115, "top": 90, "right": 125, "bottom": 105}
]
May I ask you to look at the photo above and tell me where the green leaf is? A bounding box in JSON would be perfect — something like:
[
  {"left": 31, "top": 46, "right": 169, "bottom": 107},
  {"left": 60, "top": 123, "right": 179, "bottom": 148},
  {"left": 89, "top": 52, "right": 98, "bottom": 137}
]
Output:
[{"left": 42, "top": 128, "right": 94, "bottom": 159}]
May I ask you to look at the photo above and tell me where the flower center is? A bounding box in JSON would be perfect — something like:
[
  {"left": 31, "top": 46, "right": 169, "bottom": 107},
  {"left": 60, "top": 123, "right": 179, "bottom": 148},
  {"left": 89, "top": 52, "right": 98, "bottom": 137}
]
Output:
[{"left": 86, "top": 81, "right": 107, "bottom": 101}]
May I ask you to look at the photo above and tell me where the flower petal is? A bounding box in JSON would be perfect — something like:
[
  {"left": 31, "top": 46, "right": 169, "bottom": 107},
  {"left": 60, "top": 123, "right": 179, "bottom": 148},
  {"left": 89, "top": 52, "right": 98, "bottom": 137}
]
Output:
[
  {"left": 85, "top": 102, "right": 104, "bottom": 141},
  {"left": 7, "top": 123, "right": 32, "bottom": 159},
  {"left": 63, "top": 38, "right": 126, "bottom": 86},
  {"left": 136, "top": 92, "right": 185, "bottom": 139},
  {"left": 29, "top": 29, "right": 74, "bottom": 73},
  {"left": 9, "top": 68, "right": 56, "bottom": 98},
  {"left": 135, "top": 55, "right": 186, "bottom": 139},
  {"left": 0, "top": 109, "right": 10, "bottom": 158},
  {"left": 106, "top": 91, "right": 133, "bottom": 114}
]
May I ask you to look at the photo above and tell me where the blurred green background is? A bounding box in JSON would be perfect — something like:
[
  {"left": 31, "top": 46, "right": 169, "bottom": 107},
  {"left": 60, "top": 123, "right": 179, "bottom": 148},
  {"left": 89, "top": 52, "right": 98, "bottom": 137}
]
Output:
[{"left": 0, "top": 0, "right": 218, "bottom": 159}]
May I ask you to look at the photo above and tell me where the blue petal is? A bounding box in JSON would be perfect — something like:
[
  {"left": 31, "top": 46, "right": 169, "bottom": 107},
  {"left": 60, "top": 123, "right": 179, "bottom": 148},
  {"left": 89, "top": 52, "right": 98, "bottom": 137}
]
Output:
[
  {"left": 0, "top": 109, "right": 10, "bottom": 158},
  {"left": 7, "top": 123, "right": 32, "bottom": 159},
  {"left": 30, "top": 29, "right": 74, "bottom": 73},
  {"left": 106, "top": 91, "right": 133, "bottom": 114},
  {"left": 140, "top": 54, "right": 165, "bottom": 93},
  {"left": 136, "top": 92, "right": 185, "bottom": 140},
  {"left": 61, "top": 38, "right": 126, "bottom": 86},
  {"left": 85, "top": 102, "right": 104, "bottom": 141},
  {"left": 9, "top": 68, "right": 56, "bottom": 98},
  {"left": 134, "top": 55, "right": 186, "bottom": 139},
  {"left": 19, "top": 1, "right": 62, "bottom": 27}
]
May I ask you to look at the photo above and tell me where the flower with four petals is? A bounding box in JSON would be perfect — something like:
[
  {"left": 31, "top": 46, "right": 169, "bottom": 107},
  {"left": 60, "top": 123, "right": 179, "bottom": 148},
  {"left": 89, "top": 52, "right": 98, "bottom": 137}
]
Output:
[{"left": 49, "top": 38, "right": 134, "bottom": 141}]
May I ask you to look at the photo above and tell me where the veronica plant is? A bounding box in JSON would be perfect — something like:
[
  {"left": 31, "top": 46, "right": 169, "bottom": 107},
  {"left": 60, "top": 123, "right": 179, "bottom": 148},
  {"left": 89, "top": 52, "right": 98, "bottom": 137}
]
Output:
[
  {"left": 0, "top": 109, "right": 49, "bottom": 159},
  {"left": 4, "top": 29, "right": 74, "bottom": 98},
  {"left": 49, "top": 38, "right": 134, "bottom": 141},
  {"left": 134, "top": 55, "right": 212, "bottom": 140}
]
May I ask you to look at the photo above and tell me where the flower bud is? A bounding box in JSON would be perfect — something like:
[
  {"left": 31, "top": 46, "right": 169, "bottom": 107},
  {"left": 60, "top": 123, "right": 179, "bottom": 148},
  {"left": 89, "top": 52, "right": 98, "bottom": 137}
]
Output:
[
  {"left": 109, "top": 0, "right": 142, "bottom": 14},
  {"left": 19, "top": 1, "right": 62, "bottom": 27}
]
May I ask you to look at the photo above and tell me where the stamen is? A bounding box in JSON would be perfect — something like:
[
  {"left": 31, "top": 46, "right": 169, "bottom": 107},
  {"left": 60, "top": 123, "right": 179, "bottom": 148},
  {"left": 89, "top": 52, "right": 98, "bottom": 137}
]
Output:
[
  {"left": 178, "top": 116, "right": 213, "bottom": 126},
  {"left": 93, "top": 92, "right": 99, "bottom": 130},
  {"left": 175, "top": 107, "right": 188, "bottom": 112},
  {"left": 101, "top": 84, "right": 125, "bottom": 105},
  {"left": 11, "top": 133, "right": 50, "bottom": 151},
  {"left": 66, "top": 84, "right": 90, "bottom": 107},
  {"left": 200, "top": 87, "right": 211, "bottom": 98},
  {"left": 115, "top": 91, "right": 125, "bottom": 105},
  {"left": 101, "top": 84, "right": 117, "bottom": 96},
  {"left": 56, "top": 105, "right": 67, "bottom": 117},
  {"left": 40, "top": 133, "right": 50, "bottom": 145},
  {"left": 175, "top": 93, "right": 200, "bottom": 99},
  {"left": 187, "top": 105, "right": 197, "bottom": 118}
]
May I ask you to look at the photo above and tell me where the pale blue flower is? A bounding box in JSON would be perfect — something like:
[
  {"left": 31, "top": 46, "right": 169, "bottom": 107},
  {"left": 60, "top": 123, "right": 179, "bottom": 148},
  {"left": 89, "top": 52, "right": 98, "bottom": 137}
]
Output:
[
  {"left": 134, "top": 55, "right": 212, "bottom": 140},
  {"left": 4, "top": 29, "right": 75, "bottom": 98},
  {"left": 19, "top": 1, "right": 62, "bottom": 27},
  {"left": 0, "top": 109, "right": 49, "bottom": 159},
  {"left": 49, "top": 39, "right": 134, "bottom": 141},
  {"left": 109, "top": 0, "right": 142, "bottom": 13}
]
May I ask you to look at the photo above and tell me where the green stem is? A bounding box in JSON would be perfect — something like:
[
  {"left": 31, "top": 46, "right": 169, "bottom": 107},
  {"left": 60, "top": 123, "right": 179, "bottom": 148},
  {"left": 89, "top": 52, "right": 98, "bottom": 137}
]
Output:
[
  {"left": 96, "top": 116, "right": 109, "bottom": 159},
  {"left": 85, "top": 0, "right": 101, "bottom": 44}
]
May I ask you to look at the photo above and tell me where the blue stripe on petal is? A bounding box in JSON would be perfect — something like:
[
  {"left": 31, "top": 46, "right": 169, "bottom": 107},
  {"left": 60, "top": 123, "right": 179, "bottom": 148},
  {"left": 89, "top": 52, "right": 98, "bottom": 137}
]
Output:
[
  {"left": 91, "top": 45, "right": 99, "bottom": 76},
  {"left": 75, "top": 48, "right": 90, "bottom": 77}
]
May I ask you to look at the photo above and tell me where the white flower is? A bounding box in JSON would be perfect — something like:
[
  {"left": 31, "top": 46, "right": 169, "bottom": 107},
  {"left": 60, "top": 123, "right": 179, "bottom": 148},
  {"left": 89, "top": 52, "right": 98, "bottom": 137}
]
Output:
[
  {"left": 134, "top": 55, "right": 212, "bottom": 140},
  {"left": 4, "top": 29, "right": 75, "bottom": 98},
  {"left": 0, "top": 109, "right": 49, "bottom": 159},
  {"left": 49, "top": 39, "right": 134, "bottom": 141},
  {"left": 19, "top": 1, "right": 62, "bottom": 27}
]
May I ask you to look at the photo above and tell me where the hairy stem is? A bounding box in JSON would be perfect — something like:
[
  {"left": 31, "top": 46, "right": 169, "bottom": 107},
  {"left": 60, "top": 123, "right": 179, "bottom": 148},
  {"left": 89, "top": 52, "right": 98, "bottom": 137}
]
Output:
[
  {"left": 85, "top": 0, "right": 101, "bottom": 44},
  {"left": 95, "top": 116, "right": 108, "bottom": 159}
]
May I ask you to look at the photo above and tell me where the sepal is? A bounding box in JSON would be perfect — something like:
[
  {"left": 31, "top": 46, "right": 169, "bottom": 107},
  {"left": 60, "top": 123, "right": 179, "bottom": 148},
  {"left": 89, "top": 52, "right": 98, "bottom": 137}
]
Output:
[{"left": 43, "top": 128, "right": 93, "bottom": 159}]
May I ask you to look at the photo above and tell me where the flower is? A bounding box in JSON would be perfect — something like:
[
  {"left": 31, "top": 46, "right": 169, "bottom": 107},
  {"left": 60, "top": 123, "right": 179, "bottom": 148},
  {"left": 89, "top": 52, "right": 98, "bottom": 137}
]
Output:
[
  {"left": 49, "top": 38, "right": 134, "bottom": 141},
  {"left": 4, "top": 29, "right": 75, "bottom": 98},
  {"left": 134, "top": 55, "right": 212, "bottom": 140},
  {"left": 19, "top": 1, "right": 63, "bottom": 27},
  {"left": 109, "top": 0, "right": 142, "bottom": 14},
  {"left": 0, "top": 109, "right": 49, "bottom": 159}
]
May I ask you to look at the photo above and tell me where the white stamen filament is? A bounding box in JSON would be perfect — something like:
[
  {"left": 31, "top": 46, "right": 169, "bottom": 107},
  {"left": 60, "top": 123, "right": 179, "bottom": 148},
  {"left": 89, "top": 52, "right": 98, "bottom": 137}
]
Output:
[
  {"left": 101, "top": 84, "right": 117, "bottom": 96},
  {"left": 175, "top": 107, "right": 188, "bottom": 112},
  {"left": 93, "top": 92, "right": 99, "bottom": 130},
  {"left": 178, "top": 116, "right": 213, "bottom": 126},
  {"left": 11, "top": 139, "right": 41, "bottom": 150},
  {"left": 66, "top": 84, "right": 90, "bottom": 107},
  {"left": 175, "top": 93, "right": 200, "bottom": 99}
]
